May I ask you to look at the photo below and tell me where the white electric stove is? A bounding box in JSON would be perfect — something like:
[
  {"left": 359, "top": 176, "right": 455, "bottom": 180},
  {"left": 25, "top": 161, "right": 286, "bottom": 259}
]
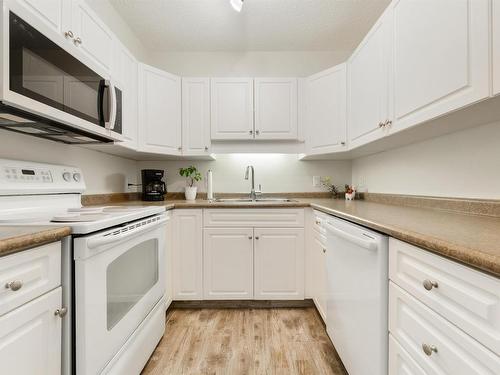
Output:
[{"left": 0, "top": 159, "right": 168, "bottom": 375}]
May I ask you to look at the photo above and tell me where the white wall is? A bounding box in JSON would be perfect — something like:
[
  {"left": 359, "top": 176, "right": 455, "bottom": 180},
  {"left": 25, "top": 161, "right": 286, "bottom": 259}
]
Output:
[
  {"left": 352, "top": 122, "right": 500, "bottom": 200},
  {"left": 0, "top": 131, "right": 137, "bottom": 195},
  {"left": 145, "top": 51, "right": 349, "bottom": 77},
  {"left": 139, "top": 154, "right": 351, "bottom": 194}
]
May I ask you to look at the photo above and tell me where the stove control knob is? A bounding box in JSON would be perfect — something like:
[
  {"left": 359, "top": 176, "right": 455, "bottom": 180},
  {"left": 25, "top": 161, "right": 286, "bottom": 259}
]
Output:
[
  {"left": 62, "top": 172, "right": 71, "bottom": 182},
  {"left": 73, "top": 173, "right": 81, "bottom": 182}
]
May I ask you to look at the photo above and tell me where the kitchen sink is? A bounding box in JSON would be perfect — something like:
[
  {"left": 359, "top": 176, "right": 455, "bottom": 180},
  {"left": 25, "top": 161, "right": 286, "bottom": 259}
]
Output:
[{"left": 214, "top": 198, "right": 297, "bottom": 203}]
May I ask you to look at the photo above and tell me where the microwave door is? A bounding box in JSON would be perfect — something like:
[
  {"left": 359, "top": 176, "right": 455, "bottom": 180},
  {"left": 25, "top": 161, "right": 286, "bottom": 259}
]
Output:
[{"left": 98, "top": 80, "right": 117, "bottom": 131}]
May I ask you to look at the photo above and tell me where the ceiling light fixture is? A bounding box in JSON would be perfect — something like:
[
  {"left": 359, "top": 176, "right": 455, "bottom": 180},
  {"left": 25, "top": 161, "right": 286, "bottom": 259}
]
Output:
[{"left": 230, "top": 0, "right": 244, "bottom": 12}]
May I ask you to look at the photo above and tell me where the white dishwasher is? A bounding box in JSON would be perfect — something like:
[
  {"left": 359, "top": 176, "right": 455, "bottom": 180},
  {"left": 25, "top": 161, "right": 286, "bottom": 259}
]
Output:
[{"left": 324, "top": 216, "right": 388, "bottom": 375}]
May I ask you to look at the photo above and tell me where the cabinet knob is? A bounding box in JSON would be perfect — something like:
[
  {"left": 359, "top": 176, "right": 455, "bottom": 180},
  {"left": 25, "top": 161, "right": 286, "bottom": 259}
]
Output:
[
  {"left": 249, "top": 130, "right": 253, "bottom": 135},
  {"left": 385, "top": 120, "right": 392, "bottom": 127},
  {"left": 178, "top": 146, "right": 182, "bottom": 151},
  {"left": 378, "top": 122, "right": 384, "bottom": 128},
  {"left": 204, "top": 146, "right": 209, "bottom": 151},
  {"left": 74, "top": 37, "right": 82, "bottom": 46},
  {"left": 255, "top": 236, "right": 260, "bottom": 240},
  {"left": 5, "top": 280, "right": 23, "bottom": 291},
  {"left": 54, "top": 307, "right": 68, "bottom": 318},
  {"left": 340, "top": 141, "right": 346, "bottom": 146},
  {"left": 422, "top": 343, "right": 437, "bottom": 356},
  {"left": 248, "top": 236, "right": 252, "bottom": 240},
  {"left": 322, "top": 248, "right": 326, "bottom": 253},
  {"left": 64, "top": 30, "right": 74, "bottom": 39},
  {"left": 315, "top": 220, "right": 321, "bottom": 225},
  {"left": 422, "top": 279, "right": 438, "bottom": 291},
  {"left": 255, "top": 130, "right": 260, "bottom": 135}
]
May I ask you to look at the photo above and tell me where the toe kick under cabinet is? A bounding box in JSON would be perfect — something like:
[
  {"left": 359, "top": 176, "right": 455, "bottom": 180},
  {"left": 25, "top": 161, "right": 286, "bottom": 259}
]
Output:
[
  {"left": 172, "top": 208, "right": 305, "bottom": 301},
  {"left": 388, "top": 238, "right": 500, "bottom": 375}
]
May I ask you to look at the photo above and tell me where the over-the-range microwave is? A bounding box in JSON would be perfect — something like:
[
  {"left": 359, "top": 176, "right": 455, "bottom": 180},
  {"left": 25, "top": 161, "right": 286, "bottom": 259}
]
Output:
[{"left": 0, "top": 4, "right": 123, "bottom": 144}]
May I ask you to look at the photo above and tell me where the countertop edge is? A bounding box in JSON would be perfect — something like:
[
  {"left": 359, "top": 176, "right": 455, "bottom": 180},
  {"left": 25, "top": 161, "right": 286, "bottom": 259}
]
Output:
[{"left": 0, "top": 227, "right": 71, "bottom": 257}]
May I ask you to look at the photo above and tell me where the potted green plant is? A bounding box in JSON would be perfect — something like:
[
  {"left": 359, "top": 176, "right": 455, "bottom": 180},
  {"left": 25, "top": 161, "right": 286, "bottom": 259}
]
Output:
[{"left": 179, "top": 165, "right": 202, "bottom": 201}]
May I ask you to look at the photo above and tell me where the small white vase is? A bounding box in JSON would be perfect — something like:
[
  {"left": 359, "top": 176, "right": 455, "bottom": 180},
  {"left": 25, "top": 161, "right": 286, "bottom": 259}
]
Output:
[{"left": 184, "top": 186, "right": 197, "bottom": 201}]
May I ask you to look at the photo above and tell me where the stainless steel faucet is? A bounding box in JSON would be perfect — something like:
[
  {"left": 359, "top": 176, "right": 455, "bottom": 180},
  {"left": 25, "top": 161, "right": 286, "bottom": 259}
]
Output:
[{"left": 245, "top": 165, "right": 256, "bottom": 201}]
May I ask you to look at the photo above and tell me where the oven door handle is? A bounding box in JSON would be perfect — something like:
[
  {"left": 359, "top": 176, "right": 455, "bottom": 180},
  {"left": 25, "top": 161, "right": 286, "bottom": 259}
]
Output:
[
  {"left": 104, "top": 79, "right": 117, "bottom": 130},
  {"left": 87, "top": 216, "right": 169, "bottom": 249}
]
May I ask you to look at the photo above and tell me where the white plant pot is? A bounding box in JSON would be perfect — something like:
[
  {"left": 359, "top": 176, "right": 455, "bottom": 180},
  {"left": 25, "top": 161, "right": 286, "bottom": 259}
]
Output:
[{"left": 185, "top": 186, "right": 198, "bottom": 201}]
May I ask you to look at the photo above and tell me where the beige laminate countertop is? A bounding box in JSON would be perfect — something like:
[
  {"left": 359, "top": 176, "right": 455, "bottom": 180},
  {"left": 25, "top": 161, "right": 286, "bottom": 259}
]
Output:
[
  {"left": 0, "top": 226, "right": 71, "bottom": 257},
  {"left": 100, "top": 198, "right": 500, "bottom": 277}
]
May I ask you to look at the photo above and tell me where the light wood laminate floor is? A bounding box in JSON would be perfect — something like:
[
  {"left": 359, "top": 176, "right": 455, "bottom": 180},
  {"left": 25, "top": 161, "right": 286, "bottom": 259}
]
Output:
[{"left": 142, "top": 308, "right": 347, "bottom": 375}]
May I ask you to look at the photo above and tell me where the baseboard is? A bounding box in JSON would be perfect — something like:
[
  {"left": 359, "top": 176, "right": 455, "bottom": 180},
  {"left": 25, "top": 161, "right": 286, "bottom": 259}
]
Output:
[{"left": 170, "top": 299, "right": 315, "bottom": 309}]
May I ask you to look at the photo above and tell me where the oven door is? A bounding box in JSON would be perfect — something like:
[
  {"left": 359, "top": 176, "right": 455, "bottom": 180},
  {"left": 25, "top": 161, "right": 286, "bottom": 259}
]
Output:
[{"left": 73, "top": 214, "right": 166, "bottom": 375}]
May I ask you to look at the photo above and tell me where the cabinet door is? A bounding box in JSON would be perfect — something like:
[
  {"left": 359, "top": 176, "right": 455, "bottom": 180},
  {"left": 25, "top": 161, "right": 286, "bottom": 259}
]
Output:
[
  {"left": 254, "top": 228, "right": 304, "bottom": 300},
  {"left": 113, "top": 43, "right": 138, "bottom": 149},
  {"left": 389, "top": 335, "right": 426, "bottom": 375},
  {"left": 164, "top": 213, "right": 173, "bottom": 310},
  {"left": 348, "top": 8, "right": 392, "bottom": 149},
  {"left": 0, "top": 287, "right": 62, "bottom": 375},
  {"left": 494, "top": 0, "right": 500, "bottom": 96},
  {"left": 15, "top": 0, "right": 66, "bottom": 35},
  {"left": 172, "top": 210, "right": 203, "bottom": 300},
  {"left": 69, "top": 0, "right": 114, "bottom": 73},
  {"left": 254, "top": 78, "right": 298, "bottom": 140},
  {"left": 306, "top": 64, "right": 347, "bottom": 154},
  {"left": 182, "top": 78, "right": 211, "bottom": 155},
  {"left": 210, "top": 78, "right": 254, "bottom": 140},
  {"left": 203, "top": 228, "right": 254, "bottom": 300},
  {"left": 392, "top": 0, "right": 489, "bottom": 133},
  {"left": 138, "top": 64, "right": 182, "bottom": 154},
  {"left": 311, "top": 232, "right": 327, "bottom": 321}
]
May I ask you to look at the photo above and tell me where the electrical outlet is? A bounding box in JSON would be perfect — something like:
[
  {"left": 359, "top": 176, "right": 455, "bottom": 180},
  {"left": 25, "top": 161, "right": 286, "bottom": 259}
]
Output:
[{"left": 312, "top": 176, "right": 321, "bottom": 187}]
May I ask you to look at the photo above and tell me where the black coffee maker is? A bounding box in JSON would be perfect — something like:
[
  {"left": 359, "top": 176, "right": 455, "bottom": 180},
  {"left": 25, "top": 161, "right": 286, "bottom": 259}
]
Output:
[{"left": 141, "top": 169, "right": 166, "bottom": 201}]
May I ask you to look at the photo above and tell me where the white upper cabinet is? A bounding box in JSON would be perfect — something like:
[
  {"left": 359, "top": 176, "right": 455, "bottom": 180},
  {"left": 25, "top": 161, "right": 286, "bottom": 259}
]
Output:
[
  {"left": 15, "top": 0, "right": 67, "bottom": 35},
  {"left": 182, "top": 78, "right": 211, "bottom": 155},
  {"left": 254, "top": 78, "right": 298, "bottom": 140},
  {"left": 391, "top": 0, "right": 490, "bottom": 134},
  {"left": 67, "top": 0, "right": 114, "bottom": 73},
  {"left": 210, "top": 78, "right": 254, "bottom": 140},
  {"left": 113, "top": 42, "right": 138, "bottom": 149},
  {"left": 138, "top": 63, "right": 181, "bottom": 155},
  {"left": 493, "top": 0, "right": 500, "bottom": 96},
  {"left": 348, "top": 8, "right": 393, "bottom": 149},
  {"left": 305, "top": 64, "right": 347, "bottom": 154}
]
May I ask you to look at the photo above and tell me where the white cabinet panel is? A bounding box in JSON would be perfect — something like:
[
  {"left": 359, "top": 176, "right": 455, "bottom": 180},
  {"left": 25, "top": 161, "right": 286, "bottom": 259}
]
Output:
[
  {"left": 311, "top": 231, "right": 327, "bottom": 320},
  {"left": 348, "top": 8, "right": 392, "bottom": 149},
  {"left": 0, "top": 287, "right": 62, "bottom": 375},
  {"left": 494, "top": 0, "right": 500, "bottom": 96},
  {"left": 203, "top": 228, "right": 254, "bottom": 300},
  {"left": 254, "top": 228, "right": 304, "bottom": 300},
  {"left": 139, "top": 63, "right": 181, "bottom": 154},
  {"left": 254, "top": 78, "right": 298, "bottom": 140},
  {"left": 172, "top": 210, "right": 203, "bottom": 300},
  {"left": 0, "top": 242, "right": 61, "bottom": 316},
  {"left": 306, "top": 64, "right": 347, "bottom": 154},
  {"left": 69, "top": 0, "right": 114, "bottom": 73},
  {"left": 392, "top": 0, "right": 489, "bottom": 133},
  {"left": 203, "top": 208, "right": 305, "bottom": 228},
  {"left": 210, "top": 78, "right": 254, "bottom": 140},
  {"left": 389, "top": 335, "right": 426, "bottom": 375},
  {"left": 164, "top": 212, "right": 173, "bottom": 310},
  {"left": 389, "top": 283, "right": 500, "bottom": 375},
  {"left": 16, "top": 0, "right": 66, "bottom": 35},
  {"left": 389, "top": 238, "right": 500, "bottom": 355},
  {"left": 182, "top": 78, "right": 211, "bottom": 155}
]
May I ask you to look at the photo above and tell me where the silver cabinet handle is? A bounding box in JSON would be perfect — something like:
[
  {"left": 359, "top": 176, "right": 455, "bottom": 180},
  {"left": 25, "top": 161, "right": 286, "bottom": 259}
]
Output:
[
  {"left": 64, "top": 30, "right": 74, "bottom": 39},
  {"left": 315, "top": 220, "right": 321, "bottom": 225},
  {"left": 248, "top": 236, "right": 252, "bottom": 240},
  {"left": 378, "top": 122, "right": 384, "bottom": 128},
  {"left": 423, "top": 279, "right": 438, "bottom": 291},
  {"left": 255, "top": 236, "right": 260, "bottom": 240},
  {"left": 178, "top": 146, "right": 182, "bottom": 151},
  {"left": 340, "top": 141, "right": 346, "bottom": 146},
  {"left": 255, "top": 130, "right": 260, "bottom": 135},
  {"left": 322, "top": 248, "right": 326, "bottom": 253},
  {"left": 205, "top": 146, "right": 209, "bottom": 151},
  {"left": 422, "top": 343, "right": 437, "bottom": 356},
  {"left": 5, "top": 280, "right": 23, "bottom": 291},
  {"left": 249, "top": 130, "right": 253, "bottom": 135},
  {"left": 385, "top": 120, "right": 392, "bottom": 127},
  {"left": 54, "top": 307, "right": 68, "bottom": 318},
  {"left": 74, "top": 37, "right": 82, "bottom": 46}
]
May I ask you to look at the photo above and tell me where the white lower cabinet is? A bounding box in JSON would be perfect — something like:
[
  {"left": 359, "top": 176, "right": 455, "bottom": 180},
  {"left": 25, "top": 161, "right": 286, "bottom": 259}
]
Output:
[
  {"left": 0, "top": 287, "right": 62, "bottom": 375},
  {"left": 172, "top": 209, "right": 203, "bottom": 300},
  {"left": 203, "top": 228, "right": 254, "bottom": 299},
  {"left": 310, "top": 231, "right": 327, "bottom": 319},
  {"left": 254, "top": 228, "right": 304, "bottom": 300},
  {"left": 389, "top": 334, "right": 426, "bottom": 375},
  {"left": 164, "top": 212, "right": 173, "bottom": 309}
]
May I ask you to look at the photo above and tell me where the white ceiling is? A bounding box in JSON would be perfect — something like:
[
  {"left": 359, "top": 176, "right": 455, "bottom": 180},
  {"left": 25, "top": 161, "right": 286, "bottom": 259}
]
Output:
[{"left": 109, "top": 0, "right": 391, "bottom": 52}]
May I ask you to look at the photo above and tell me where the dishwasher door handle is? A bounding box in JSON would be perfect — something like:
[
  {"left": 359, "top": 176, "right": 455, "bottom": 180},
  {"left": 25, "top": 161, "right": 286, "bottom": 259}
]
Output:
[{"left": 325, "top": 222, "right": 378, "bottom": 251}]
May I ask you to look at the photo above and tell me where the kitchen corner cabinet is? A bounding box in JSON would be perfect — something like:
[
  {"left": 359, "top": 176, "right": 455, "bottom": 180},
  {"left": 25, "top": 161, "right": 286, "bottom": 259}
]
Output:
[
  {"left": 172, "top": 209, "right": 203, "bottom": 300},
  {"left": 254, "top": 228, "right": 305, "bottom": 300},
  {"left": 348, "top": 7, "right": 393, "bottom": 149},
  {"left": 391, "top": 0, "right": 490, "bottom": 134},
  {"left": 182, "top": 78, "right": 211, "bottom": 155},
  {"left": 254, "top": 78, "right": 298, "bottom": 140},
  {"left": 210, "top": 78, "right": 254, "bottom": 140},
  {"left": 494, "top": 0, "right": 500, "bottom": 96},
  {"left": 138, "top": 63, "right": 181, "bottom": 155},
  {"left": 203, "top": 228, "right": 254, "bottom": 299},
  {"left": 305, "top": 64, "right": 347, "bottom": 154}
]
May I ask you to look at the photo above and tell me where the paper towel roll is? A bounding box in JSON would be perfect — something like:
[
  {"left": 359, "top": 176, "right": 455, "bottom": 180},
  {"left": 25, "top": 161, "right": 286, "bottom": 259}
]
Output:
[{"left": 207, "top": 170, "right": 213, "bottom": 200}]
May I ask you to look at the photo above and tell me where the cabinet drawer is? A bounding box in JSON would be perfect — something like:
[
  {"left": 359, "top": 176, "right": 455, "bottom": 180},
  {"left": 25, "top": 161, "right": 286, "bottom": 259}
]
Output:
[
  {"left": 389, "top": 283, "right": 500, "bottom": 375},
  {"left": 389, "top": 238, "right": 500, "bottom": 354},
  {"left": 389, "top": 334, "right": 426, "bottom": 375},
  {"left": 312, "top": 210, "right": 329, "bottom": 235},
  {"left": 0, "top": 242, "right": 61, "bottom": 316},
  {"left": 203, "top": 209, "right": 305, "bottom": 228}
]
